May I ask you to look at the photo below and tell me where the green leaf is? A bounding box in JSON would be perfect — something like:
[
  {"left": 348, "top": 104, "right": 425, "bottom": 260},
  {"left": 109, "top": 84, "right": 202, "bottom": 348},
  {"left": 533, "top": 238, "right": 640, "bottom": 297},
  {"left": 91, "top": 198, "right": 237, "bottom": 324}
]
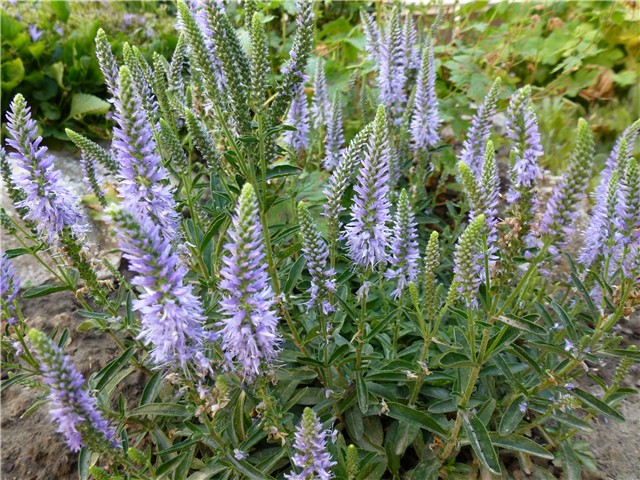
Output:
[
  {"left": 78, "top": 447, "right": 90, "bottom": 480},
  {"left": 156, "top": 453, "right": 187, "bottom": 477},
  {"left": 572, "top": 388, "right": 624, "bottom": 421},
  {"left": 284, "top": 255, "right": 306, "bottom": 293},
  {"left": 410, "top": 460, "right": 441, "bottom": 480},
  {"left": 498, "top": 395, "right": 527, "bottom": 435},
  {"left": 128, "top": 403, "right": 192, "bottom": 419},
  {"left": 489, "top": 433, "right": 553, "bottom": 460},
  {"left": 460, "top": 411, "right": 501, "bottom": 474},
  {"left": 385, "top": 402, "right": 447, "bottom": 436},
  {"left": 94, "top": 347, "right": 135, "bottom": 391},
  {"left": 560, "top": 442, "right": 582, "bottom": 480},
  {"left": 22, "top": 284, "right": 70, "bottom": 298},
  {"left": 50, "top": 0, "right": 71, "bottom": 22},
  {"left": 227, "top": 453, "right": 276, "bottom": 480},
  {"left": 438, "top": 351, "right": 474, "bottom": 368},
  {"left": 496, "top": 315, "right": 547, "bottom": 336},
  {"left": 140, "top": 372, "right": 163, "bottom": 406},
  {"left": 356, "top": 371, "right": 368, "bottom": 414},
  {"left": 69, "top": 93, "right": 111, "bottom": 119},
  {"left": 261, "top": 164, "right": 302, "bottom": 181},
  {"left": 1, "top": 14, "right": 23, "bottom": 40},
  {"left": 1, "top": 57, "right": 25, "bottom": 90}
]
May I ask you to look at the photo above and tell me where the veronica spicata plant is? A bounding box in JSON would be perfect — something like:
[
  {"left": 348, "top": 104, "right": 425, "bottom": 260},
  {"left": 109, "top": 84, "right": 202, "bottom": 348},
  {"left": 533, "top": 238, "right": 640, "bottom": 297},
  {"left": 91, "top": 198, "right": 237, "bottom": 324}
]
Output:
[{"left": 1, "top": 3, "right": 638, "bottom": 480}]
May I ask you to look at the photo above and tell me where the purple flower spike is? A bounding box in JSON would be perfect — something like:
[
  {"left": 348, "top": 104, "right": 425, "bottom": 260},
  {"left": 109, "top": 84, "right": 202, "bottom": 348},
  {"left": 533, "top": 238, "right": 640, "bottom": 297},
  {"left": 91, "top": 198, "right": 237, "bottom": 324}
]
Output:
[
  {"left": 27, "top": 329, "right": 118, "bottom": 452},
  {"left": 111, "top": 209, "right": 210, "bottom": 374},
  {"left": 323, "top": 95, "right": 345, "bottom": 171},
  {"left": 285, "top": 407, "right": 336, "bottom": 480},
  {"left": 579, "top": 170, "right": 620, "bottom": 267},
  {"left": 1, "top": 254, "right": 20, "bottom": 325},
  {"left": 112, "top": 66, "right": 179, "bottom": 239},
  {"left": 311, "top": 57, "right": 330, "bottom": 129},
  {"left": 283, "top": 83, "right": 311, "bottom": 154},
  {"left": 344, "top": 106, "right": 392, "bottom": 269},
  {"left": 386, "top": 189, "right": 420, "bottom": 299},
  {"left": 218, "top": 184, "right": 281, "bottom": 382},
  {"left": 459, "top": 78, "right": 501, "bottom": 178},
  {"left": 5, "top": 94, "right": 86, "bottom": 244},
  {"left": 537, "top": 119, "right": 595, "bottom": 253},
  {"left": 506, "top": 86, "right": 543, "bottom": 205},
  {"left": 411, "top": 36, "right": 441, "bottom": 151}
]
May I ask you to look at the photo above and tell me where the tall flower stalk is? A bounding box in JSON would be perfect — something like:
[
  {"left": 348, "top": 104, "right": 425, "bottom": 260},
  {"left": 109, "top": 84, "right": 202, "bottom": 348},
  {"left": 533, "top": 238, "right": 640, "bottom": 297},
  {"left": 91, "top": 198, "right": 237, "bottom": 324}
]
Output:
[
  {"left": 323, "top": 95, "right": 345, "bottom": 171},
  {"left": 283, "top": 84, "right": 311, "bottom": 155},
  {"left": 1, "top": 254, "right": 20, "bottom": 325},
  {"left": 5, "top": 94, "right": 86, "bottom": 244},
  {"left": 298, "top": 202, "right": 336, "bottom": 315},
  {"left": 410, "top": 36, "right": 441, "bottom": 151},
  {"left": 112, "top": 66, "right": 179, "bottom": 239},
  {"left": 111, "top": 209, "right": 210, "bottom": 374},
  {"left": 459, "top": 78, "right": 501, "bottom": 178},
  {"left": 537, "top": 119, "right": 595, "bottom": 255},
  {"left": 452, "top": 214, "right": 486, "bottom": 309},
  {"left": 311, "top": 57, "right": 330, "bottom": 129},
  {"left": 344, "top": 106, "right": 392, "bottom": 269},
  {"left": 386, "top": 189, "right": 420, "bottom": 299},
  {"left": 218, "top": 184, "right": 281, "bottom": 382}
]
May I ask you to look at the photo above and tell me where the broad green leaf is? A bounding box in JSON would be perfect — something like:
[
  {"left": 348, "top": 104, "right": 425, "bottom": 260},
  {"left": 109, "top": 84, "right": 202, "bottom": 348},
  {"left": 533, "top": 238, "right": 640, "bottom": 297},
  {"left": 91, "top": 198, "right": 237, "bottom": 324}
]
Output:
[
  {"left": 156, "top": 452, "right": 187, "bottom": 477},
  {"left": 140, "top": 372, "right": 163, "bottom": 406},
  {"left": 284, "top": 255, "right": 306, "bottom": 293},
  {"left": 1, "top": 58, "right": 25, "bottom": 90},
  {"left": 496, "top": 315, "right": 547, "bottom": 336},
  {"left": 22, "top": 284, "right": 71, "bottom": 298},
  {"left": 499, "top": 395, "right": 527, "bottom": 435},
  {"left": 572, "top": 388, "right": 624, "bottom": 421},
  {"left": 128, "top": 403, "right": 192, "bottom": 418},
  {"left": 50, "top": 0, "right": 71, "bottom": 22},
  {"left": 460, "top": 411, "right": 501, "bottom": 474},
  {"left": 94, "top": 347, "right": 135, "bottom": 391},
  {"left": 385, "top": 402, "right": 447, "bottom": 436},
  {"left": 560, "top": 442, "right": 582, "bottom": 480},
  {"left": 69, "top": 93, "right": 111, "bottom": 119},
  {"left": 410, "top": 459, "right": 441, "bottom": 480},
  {"left": 489, "top": 433, "right": 553, "bottom": 460}
]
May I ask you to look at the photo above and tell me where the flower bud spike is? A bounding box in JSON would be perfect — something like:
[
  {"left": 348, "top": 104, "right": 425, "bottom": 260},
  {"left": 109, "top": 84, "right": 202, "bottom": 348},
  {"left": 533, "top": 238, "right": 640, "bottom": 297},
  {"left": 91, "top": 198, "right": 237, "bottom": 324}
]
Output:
[
  {"left": 323, "top": 94, "right": 345, "bottom": 171},
  {"left": 386, "top": 189, "right": 420, "bottom": 299},
  {"left": 460, "top": 77, "right": 501, "bottom": 178},
  {"left": 298, "top": 202, "right": 336, "bottom": 315},
  {"left": 452, "top": 214, "right": 486, "bottom": 308}
]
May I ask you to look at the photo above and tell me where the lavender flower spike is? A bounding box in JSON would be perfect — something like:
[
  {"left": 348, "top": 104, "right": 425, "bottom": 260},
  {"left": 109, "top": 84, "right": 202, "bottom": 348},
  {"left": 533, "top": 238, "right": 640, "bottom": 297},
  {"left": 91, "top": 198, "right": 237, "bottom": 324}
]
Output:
[
  {"left": 411, "top": 36, "right": 441, "bottom": 151},
  {"left": 1, "top": 254, "right": 20, "bottom": 324},
  {"left": 579, "top": 168, "right": 621, "bottom": 267},
  {"left": 344, "top": 105, "right": 392, "bottom": 269},
  {"left": 537, "top": 119, "right": 595, "bottom": 254},
  {"left": 5, "top": 94, "right": 86, "bottom": 244},
  {"left": 459, "top": 78, "right": 501, "bottom": 178},
  {"left": 283, "top": 83, "right": 311, "bottom": 154},
  {"left": 506, "top": 85, "right": 543, "bottom": 204},
  {"left": 619, "top": 158, "right": 640, "bottom": 277},
  {"left": 112, "top": 66, "right": 179, "bottom": 239},
  {"left": 452, "top": 214, "right": 486, "bottom": 309},
  {"left": 323, "top": 95, "right": 345, "bottom": 171},
  {"left": 219, "top": 184, "right": 281, "bottom": 382},
  {"left": 285, "top": 407, "right": 336, "bottom": 480},
  {"left": 27, "top": 329, "right": 117, "bottom": 452},
  {"left": 311, "top": 57, "right": 330, "bottom": 129},
  {"left": 386, "top": 189, "right": 420, "bottom": 299},
  {"left": 111, "top": 209, "right": 210, "bottom": 374},
  {"left": 298, "top": 202, "right": 336, "bottom": 314}
]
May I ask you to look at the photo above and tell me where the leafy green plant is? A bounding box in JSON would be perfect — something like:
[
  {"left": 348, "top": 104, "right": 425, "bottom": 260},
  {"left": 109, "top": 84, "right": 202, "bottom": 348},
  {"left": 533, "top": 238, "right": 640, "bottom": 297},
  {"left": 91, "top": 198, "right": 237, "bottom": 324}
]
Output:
[{"left": 1, "top": 1, "right": 639, "bottom": 480}]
